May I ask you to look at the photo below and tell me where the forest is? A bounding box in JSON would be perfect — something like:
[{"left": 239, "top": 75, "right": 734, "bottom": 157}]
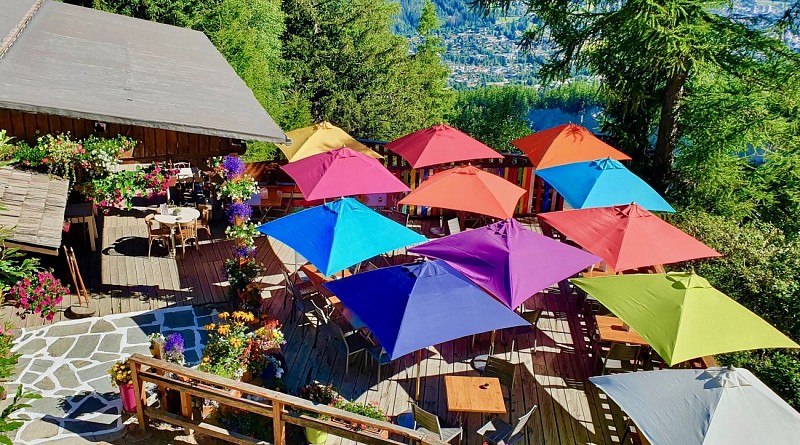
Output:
[{"left": 63, "top": 0, "right": 800, "bottom": 411}]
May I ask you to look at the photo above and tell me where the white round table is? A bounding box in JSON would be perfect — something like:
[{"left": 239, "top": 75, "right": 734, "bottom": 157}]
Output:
[
  {"left": 154, "top": 207, "right": 201, "bottom": 256},
  {"left": 153, "top": 207, "right": 200, "bottom": 226}
]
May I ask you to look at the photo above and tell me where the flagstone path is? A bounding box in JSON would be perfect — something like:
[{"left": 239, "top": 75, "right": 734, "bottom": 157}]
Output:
[{"left": 8, "top": 306, "right": 213, "bottom": 445}]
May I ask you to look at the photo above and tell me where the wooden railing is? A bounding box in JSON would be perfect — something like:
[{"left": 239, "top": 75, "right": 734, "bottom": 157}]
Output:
[{"left": 128, "top": 354, "right": 448, "bottom": 445}]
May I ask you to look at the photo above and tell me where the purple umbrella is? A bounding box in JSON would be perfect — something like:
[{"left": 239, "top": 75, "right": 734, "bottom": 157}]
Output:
[{"left": 409, "top": 218, "right": 601, "bottom": 309}]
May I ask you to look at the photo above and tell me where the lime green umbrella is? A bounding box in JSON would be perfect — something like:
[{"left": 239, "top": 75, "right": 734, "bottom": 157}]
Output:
[{"left": 571, "top": 272, "right": 799, "bottom": 366}]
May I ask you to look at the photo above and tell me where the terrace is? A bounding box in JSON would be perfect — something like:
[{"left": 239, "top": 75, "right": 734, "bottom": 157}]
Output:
[{"left": 6, "top": 209, "right": 630, "bottom": 445}]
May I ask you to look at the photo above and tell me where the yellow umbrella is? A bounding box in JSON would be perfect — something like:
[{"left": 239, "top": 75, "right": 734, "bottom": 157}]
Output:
[{"left": 277, "top": 121, "right": 382, "bottom": 162}]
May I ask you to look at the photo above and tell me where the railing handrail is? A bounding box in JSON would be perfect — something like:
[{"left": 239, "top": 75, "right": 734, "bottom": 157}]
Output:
[{"left": 128, "top": 354, "right": 449, "bottom": 445}]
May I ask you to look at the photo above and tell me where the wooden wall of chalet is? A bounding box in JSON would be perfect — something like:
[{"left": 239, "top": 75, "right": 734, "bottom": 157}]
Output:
[{"left": 0, "top": 109, "right": 244, "bottom": 162}]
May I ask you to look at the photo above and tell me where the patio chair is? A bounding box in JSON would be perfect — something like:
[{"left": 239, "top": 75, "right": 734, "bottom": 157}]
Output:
[
  {"left": 598, "top": 343, "right": 642, "bottom": 375},
  {"left": 506, "top": 308, "right": 543, "bottom": 357},
  {"left": 281, "top": 268, "right": 318, "bottom": 314},
  {"left": 411, "top": 403, "right": 462, "bottom": 443},
  {"left": 256, "top": 186, "right": 284, "bottom": 223},
  {"left": 174, "top": 220, "right": 198, "bottom": 258},
  {"left": 429, "top": 217, "right": 461, "bottom": 237},
  {"left": 144, "top": 214, "right": 171, "bottom": 257},
  {"left": 482, "top": 356, "right": 516, "bottom": 420},
  {"left": 321, "top": 320, "right": 370, "bottom": 375},
  {"left": 364, "top": 345, "right": 393, "bottom": 386},
  {"left": 196, "top": 204, "right": 212, "bottom": 240},
  {"left": 477, "top": 405, "right": 538, "bottom": 445}
]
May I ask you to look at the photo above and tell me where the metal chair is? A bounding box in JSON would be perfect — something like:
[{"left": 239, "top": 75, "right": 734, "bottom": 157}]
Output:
[
  {"left": 506, "top": 308, "right": 543, "bottom": 357},
  {"left": 322, "top": 321, "right": 370, "bottom": 375},
  {"left": 411, "top": 403, "right": 462, "bottom": 443},
  {"left": 364, "top": 345, "right": 393, "bottom": 386},
  {"left": 196, "top": 204, "right": 212, "bottom": 240},
  {"left": 477, "top": 405, "right": 538, "bottom": 445},
  {"left": 144, "top": 214, "right": 171, "bottom": 257},
  {"left": 599, "top": 343, "right": 642, "bottom": 375},
  {"left": 281, "top": 268, "right": 317, "bottom": 315},
  {"left": 482, "top": 356, "right": 516, "bottom": 420}
]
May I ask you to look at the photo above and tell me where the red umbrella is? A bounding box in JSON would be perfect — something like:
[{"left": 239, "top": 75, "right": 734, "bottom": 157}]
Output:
[
  {"left": 537, "top": 204, "right": 721, "bottom": 271},
  {"left": 398, "top": 165, "right": 526, "bottom": 220},
  {"left": 281, "top": 147, "right": 409, "bottom": 201},
  {"left": 512, "top": 123, "right": 631, "bottom": 169},
  {"left": 386, "top": 124, "right": 504, "bottom": 168}
]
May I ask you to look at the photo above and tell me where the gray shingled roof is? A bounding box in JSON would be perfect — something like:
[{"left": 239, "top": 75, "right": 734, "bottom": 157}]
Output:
[
  {"left": 0, "top": 167, "right": 69, "bottom": 254},
  {"left": 0, "top": 0, "right": 288, "bottom": 143}
]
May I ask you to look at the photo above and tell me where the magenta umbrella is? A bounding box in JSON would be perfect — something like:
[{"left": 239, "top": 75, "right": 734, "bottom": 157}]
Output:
[
  {"left": 409, "top": 218, "right": 601, "bottom": 309},
  {"left": 281, "top": 147, "right": 409, "bottom": 200}
]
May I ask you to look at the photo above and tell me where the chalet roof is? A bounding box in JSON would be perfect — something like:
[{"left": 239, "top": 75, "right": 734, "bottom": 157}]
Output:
[
  {"left": 0, "top": 167, "right": 69, "bottom": 254},
  {"left": 0, "top": 0, "right": 288, "bottom": 144}
]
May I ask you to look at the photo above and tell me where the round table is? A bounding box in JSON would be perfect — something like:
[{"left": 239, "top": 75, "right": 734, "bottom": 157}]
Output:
[{"left": 154, "top": 207, "right": 200, "bottom": 255}]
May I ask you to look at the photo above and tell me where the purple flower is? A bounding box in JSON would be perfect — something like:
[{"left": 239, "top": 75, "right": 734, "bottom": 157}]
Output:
[
  {"left": 227, "top": 202, "right": 252, "bottom": 224},
  {"left": 221, "top": 156, "right": 245, "bottom": 180},
  {"left": 233, "top": 245, "right": 255, "bottom": 258},
  {"left": 165, "top": 333, "right": 185, "bottom": 355}
]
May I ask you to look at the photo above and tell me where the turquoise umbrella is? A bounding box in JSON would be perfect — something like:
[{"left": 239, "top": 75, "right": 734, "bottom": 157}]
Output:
[
  {"left": 535, "top": 157, "right": 675, "bottom": 212},
  {"left": 256, "top": 197, "right": 426, "bottom": 276}
]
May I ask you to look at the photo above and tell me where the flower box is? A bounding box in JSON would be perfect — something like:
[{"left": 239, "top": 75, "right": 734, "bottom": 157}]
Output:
[{"left": 329, "top": 418, "right": 389, "bottom": 439}]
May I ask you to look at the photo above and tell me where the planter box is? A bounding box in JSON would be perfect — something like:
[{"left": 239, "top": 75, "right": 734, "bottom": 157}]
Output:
[{"left": 330, "top": 418, "right": 389, "bottom": 439}]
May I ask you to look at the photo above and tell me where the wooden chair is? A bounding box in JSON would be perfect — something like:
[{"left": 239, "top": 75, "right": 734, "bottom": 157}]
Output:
[
  {"left": 196, "top": 204, "right": 212, "bottom": 240},
  {"left": 599, "top": 343, "right": 642, "bottom": 375},
  {"left": 322, "top": 321, "right": 370, "bottom": 375},
  {"left": 144, "top": 214, "right": 171, "bottom": 257},
  {"left": 482, "top": 356, "right": 516, "bottom": 421},
  {"left": 411, "top": 403, "right": 462, "bottom": 443},
  {"left": 506, "top": 308, "right": 543, "bottom": 357},
  {"left": 174, "top": 220, "right": 198, "bottom": 258},
  {"left": 257, "top": 186, "right": 284, "bottom": 223},
  {"left": 477, "top": 405, "right": 538, "bottom": 445}
]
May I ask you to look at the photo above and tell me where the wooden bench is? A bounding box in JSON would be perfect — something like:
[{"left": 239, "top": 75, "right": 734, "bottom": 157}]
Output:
[{"left": 128, "top": 354, "right": 449, "bottom": 445}]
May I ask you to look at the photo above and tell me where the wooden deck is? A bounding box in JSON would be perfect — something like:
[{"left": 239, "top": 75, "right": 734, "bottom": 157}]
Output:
[{"left": 2, "top": 211, "right": 630, "bottom": 444}]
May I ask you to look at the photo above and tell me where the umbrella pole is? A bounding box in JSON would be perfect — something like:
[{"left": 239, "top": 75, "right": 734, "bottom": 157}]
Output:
[
  {"left": 415, "top": 349, "right": 422, "bottom": 401},
  {"left": 489, "top": 330, "right": 496, "bottom": 356}
]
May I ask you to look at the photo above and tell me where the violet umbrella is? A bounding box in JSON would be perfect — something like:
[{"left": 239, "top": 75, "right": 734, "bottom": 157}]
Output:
[
  {"left": 409, "top": 218, "right": 601, "bottom": 310},
  {"left": 324, "top": 260, "right": 527, "bottom": 400},
  {"left": 280, "top": 147, "right": 409, "bottom": 201}
]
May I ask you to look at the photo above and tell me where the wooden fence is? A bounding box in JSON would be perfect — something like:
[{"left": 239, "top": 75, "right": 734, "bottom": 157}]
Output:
[{"left": 128, "top": 354, "right": 449, "bottom": 445}]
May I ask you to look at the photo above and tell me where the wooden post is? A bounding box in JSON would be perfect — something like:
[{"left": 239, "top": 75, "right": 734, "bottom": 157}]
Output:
[
  {"left": 129, "top": 360, "right": 148, "bottom": 431},
  {"left": 272, "top": 400, "right": 285, "bottom": 445}
]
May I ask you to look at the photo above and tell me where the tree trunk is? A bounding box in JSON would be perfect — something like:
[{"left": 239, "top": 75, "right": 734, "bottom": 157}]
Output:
[{"left": 652, "top": 68, "right": 689, "bottom": 193}]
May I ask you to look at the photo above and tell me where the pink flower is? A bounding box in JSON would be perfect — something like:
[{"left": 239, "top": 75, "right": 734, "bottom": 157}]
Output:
[{"left": 46, "top": 313, "right": 54, "bottom": 321}]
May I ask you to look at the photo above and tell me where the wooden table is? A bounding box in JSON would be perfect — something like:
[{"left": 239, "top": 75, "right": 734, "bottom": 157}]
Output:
[
  {"left": 154, "top": 207, "right": 200, "bottom": 256},
  {"left": 64, "top": 203, "right": 98, "bottom": 251},
  {"left": 299, "top": 263, "right": 352, "bottom": 304},
  {"left": 595, "top": 315, "right": 649, "bottom": 346},
  {"left": 444, "top": 376, "right": 506, "bottom": 414}
]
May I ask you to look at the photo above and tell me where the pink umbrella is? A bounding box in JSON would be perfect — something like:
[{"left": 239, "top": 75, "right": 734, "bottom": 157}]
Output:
[
  {"left": 281, "top": 147, "right": 409, "bottom": 201},
  {"left": 386, "top": 124, "right": 504, "bottom": 168}
]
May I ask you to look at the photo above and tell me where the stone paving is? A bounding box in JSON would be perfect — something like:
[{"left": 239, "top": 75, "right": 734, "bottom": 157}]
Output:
[{"left": 8, "top": 306, "right": 213, "bottom": 445}]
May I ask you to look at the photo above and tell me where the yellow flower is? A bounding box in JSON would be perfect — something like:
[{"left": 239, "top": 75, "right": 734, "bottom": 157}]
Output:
[
  {"left": 230, "top": 338, "right": 242, "bottom": 348},
  {"left": 202, "top": 356, "right": 211, "bottom": 363},
  {"left": 204, "top": 323, "right": 216, "bottom": 331},
  {"left": 217, "top": 325, "right": 230, "bottom": 336},
  {"left": 218, "top": 312, "right": 229, "bottom": 320}
]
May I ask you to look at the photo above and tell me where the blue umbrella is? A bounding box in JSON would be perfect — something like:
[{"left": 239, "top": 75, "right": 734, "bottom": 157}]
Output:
[
  {"left": 535, "top": 157, "right": 675, "bottom": 212},
  {"left": 257, "top": 197, "right": 426, "bottom": 276},
  {"left": 324, "top": 260, "right": 527, "bottom": 399}
]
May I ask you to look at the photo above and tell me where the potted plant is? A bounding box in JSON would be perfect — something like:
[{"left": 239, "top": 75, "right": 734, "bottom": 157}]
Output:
[
  {"left": 244, "top": 319, "right": 287, "bottom": 390},
  {"left": 298, "top": 383, "right": 338, "bottom": 444},
  {"left": 108, "top": 359, "right": 136, "bottom": 412},
  {"left": 198, "top": 311, "right": 257, "bottom": 381},
  {"left": 332, "top": 400, "right": 389, "bottom": 438},
  {"left": 7, "top": 271, "right": 68, "bottom": 323}
]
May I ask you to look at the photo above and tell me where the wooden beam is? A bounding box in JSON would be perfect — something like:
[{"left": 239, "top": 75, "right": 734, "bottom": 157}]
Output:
[{"left": 144, "top": 407, "right": 269, "bottom": 445}]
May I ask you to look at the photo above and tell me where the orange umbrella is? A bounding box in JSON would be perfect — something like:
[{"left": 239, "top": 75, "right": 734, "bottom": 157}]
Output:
[
  {"left": 512, "top": 123, "right": 631, "bottom": 169},
  {"left": 398, "top": 166, "right": 526, "bottom": 219}
]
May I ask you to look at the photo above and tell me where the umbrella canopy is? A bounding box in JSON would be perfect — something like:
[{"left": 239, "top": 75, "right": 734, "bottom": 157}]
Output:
[
  {"left": 537, "top": 204, "right": 721, "bottom": 271},
  {"left": 323, "top": 260, "right": 528, "bottom": 360},
  {"left": 280, "top": 147, "right": 409, "bottom": 201},
  {"left": 277, "top": 121, "right": 381, "bottom": 162},
  {"left": 409, "top": 218, "right": 600, "bottom": 309},
  {"left": 512, "top": 123, "right": 631, "bottom": 169},
  {"left": 535, "top": 158, "right": 675, "bottom": 212},
  {"left": 398, "top": 165, "right": 526, "bottom": 220},
  {"left": 256, "top": 197, "right": 425, "bottom": 276},
  {"left": 385, "top": 124, "right": 504, "bottom": 168},
  {"left": 591, "top": 367, "right": 800, "bottom": 445},
  {"left": 571, "top": 273, "right": 799, "bottom": 365}
]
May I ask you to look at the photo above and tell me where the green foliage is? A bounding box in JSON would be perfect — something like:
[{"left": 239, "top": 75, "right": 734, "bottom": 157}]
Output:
[
  {"left": 0, "top": 207, "right": 40, "bottom": 295},
  {"left": 281, "top": 0, "right": 453, "bottom": 140},
  {"left": 0, "top": 323, "right": 19, "bottom": 381},
  {"left": 332, "top": 399, "right": 387, "bottom": 430},
  {"left": 670, "top": 210, "right": 800, "bottom": 409},
  {"left": 0, "top": 131, "right": 14, "bottom": 164},
  {"left": 448, "top": 81, "right": 601, "bottom": 152},
  {"left": 0, "top": 385, "right": 40, "bottom": 443}
]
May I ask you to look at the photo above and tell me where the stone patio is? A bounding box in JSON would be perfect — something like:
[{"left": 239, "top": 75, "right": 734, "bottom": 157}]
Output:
[{"left": 8, "top": 306, "right": 211, "bottom": 444}]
